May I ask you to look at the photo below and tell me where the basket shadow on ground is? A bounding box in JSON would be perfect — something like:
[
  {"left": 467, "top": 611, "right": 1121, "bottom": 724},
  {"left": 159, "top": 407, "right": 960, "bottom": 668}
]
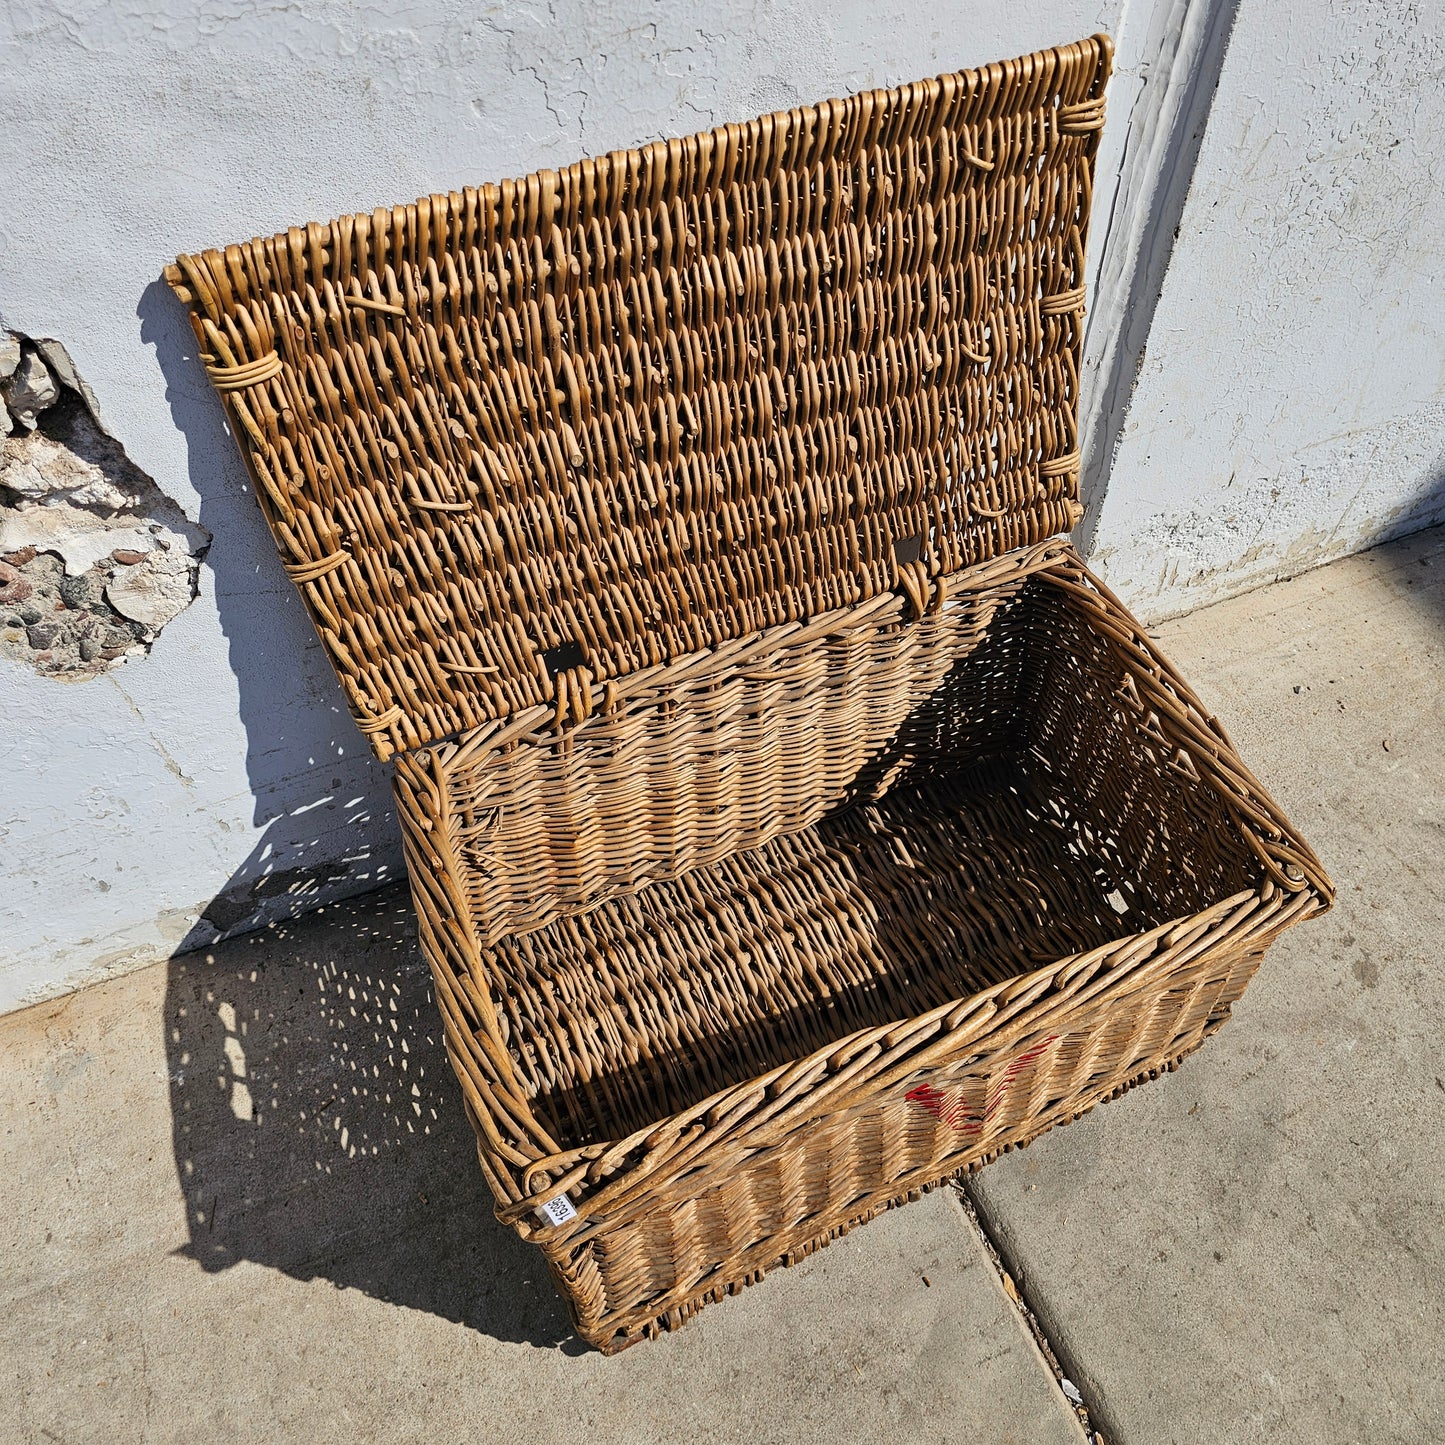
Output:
[
  {"left": 137, "top": 280, "right": 576, "bottom": 1349},
  {"left": 163, "top": 885, "right": 579, "bottom": 1350}
]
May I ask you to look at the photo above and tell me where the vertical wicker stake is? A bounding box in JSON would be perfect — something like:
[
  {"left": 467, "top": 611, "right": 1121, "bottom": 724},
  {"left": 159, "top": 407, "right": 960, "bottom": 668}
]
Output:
[{"left": 167, "top": 33, "right": 1331, "bottom": 1352}]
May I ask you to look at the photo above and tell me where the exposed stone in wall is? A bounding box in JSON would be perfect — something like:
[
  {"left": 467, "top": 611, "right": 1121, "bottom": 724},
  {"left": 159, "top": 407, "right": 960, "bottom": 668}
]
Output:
[{"left": 0, "top": 331, "right": 210, "bottom": 678}]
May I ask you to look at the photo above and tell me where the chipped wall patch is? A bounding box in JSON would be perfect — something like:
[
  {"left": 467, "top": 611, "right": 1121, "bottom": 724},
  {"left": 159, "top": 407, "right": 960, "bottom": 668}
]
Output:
[{"left": 0, "top": 330, "right": 210, "bottom": 677}]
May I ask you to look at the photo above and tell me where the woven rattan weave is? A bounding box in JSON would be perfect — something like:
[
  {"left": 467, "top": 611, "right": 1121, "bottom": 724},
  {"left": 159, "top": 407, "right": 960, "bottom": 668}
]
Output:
[
  {"left": 167, "top": 37, "right": 1110, "bottom": 759},
  {"left": 168, "top": 32, "right": 1331, "bottom": 1352}
]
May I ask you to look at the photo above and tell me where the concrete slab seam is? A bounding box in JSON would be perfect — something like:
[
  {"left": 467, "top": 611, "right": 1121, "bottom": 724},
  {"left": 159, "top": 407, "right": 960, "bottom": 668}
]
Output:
[{"left": 958, "top": 1180, "right": 1117, "bottom": 1445}]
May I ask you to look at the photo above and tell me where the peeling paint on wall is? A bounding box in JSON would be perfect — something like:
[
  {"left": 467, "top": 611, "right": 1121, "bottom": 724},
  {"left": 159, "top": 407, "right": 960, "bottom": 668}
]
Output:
[{"left": 0, "top": 332, "right": 211, "bottom": 677}]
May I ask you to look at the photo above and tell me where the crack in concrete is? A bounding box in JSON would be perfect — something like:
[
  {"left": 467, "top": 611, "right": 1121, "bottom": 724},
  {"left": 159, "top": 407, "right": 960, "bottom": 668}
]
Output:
[{"left": 958, "top": 1182, "right": 1114, "bottom": 1445}]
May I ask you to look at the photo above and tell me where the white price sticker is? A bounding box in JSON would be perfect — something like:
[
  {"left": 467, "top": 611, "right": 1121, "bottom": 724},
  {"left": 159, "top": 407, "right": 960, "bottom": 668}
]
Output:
[{"left": 535, "top": 1192, "right": 579, "bottom": 1227}]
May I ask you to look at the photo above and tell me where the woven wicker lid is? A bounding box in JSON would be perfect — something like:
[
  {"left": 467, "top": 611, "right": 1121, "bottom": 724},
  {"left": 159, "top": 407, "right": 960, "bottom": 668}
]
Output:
[{"left": 166, "top": 35, "right": 1111, "bottom": 759}]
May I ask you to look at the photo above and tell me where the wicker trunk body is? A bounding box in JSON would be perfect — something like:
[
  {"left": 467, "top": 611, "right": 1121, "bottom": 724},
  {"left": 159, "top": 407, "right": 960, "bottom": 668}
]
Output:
[{"left": 167, "top": 33, "right": 1331, "bottom": 1352}]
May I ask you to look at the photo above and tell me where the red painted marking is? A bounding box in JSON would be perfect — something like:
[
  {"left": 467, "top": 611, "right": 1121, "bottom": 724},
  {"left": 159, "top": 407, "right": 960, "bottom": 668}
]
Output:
[{"left": 906, "top": 1035, "right": 1060, "bottom": 1135}]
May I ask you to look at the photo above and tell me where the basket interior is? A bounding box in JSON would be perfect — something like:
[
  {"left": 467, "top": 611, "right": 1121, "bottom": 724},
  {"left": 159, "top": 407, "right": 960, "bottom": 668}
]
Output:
[{"left": 477, "top": 573, "right": 1261, "bottom": 1149}]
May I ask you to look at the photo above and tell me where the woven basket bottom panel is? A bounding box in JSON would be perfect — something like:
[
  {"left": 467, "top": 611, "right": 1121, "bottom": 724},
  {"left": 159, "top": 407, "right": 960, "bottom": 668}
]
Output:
[{"left": 497, "top": 759, "right": 1192, "bottom": 1147}]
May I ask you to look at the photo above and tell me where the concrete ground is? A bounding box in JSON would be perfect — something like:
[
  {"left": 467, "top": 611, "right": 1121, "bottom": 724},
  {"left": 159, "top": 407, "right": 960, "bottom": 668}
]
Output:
[
  {"left": 3, "top": 525, "right": 1441, "bottom": 1443},
  {"left": 968, "top": 522, "right": 1445, "bottom": 1444}
]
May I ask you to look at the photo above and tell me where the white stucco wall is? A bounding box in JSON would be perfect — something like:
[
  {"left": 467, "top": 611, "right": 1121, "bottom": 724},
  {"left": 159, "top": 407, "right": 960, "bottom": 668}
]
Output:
[
  {"left": 1087, "top": 0, "right": 1445, "bottom": 617},
  {"left": 3, "top": 0, "right": 1439, "bottom": 1010},
  {"left": 0, "top": 0, "right": 1122, "bottom": 1010}
]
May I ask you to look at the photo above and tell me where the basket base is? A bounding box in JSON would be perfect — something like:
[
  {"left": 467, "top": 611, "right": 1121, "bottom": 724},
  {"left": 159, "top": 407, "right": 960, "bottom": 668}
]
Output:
[{"left": 572, "top": 1006, "right": 1238, "bottom": 1354}]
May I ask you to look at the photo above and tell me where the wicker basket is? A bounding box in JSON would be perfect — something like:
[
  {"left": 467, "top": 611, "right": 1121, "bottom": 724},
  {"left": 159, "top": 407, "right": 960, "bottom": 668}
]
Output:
[{"left": 167, "top": 32, "right": 1331, "bottom": 1352}]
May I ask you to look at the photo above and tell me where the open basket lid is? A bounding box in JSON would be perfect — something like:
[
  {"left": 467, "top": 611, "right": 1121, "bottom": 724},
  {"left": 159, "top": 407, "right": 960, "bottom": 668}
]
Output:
[{"left": 166, "top": 34, "right": 1111, "bottom": 760}]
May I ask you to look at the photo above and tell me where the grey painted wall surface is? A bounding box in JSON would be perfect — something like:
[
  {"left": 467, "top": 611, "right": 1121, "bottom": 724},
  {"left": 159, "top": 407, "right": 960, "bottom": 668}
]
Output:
[
  {"left": 1, "top": 0, "right": 1438, "bottom": 1009},
  {"left": 1088, "top": 0, "right": 1445, "bottom": 615}
]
